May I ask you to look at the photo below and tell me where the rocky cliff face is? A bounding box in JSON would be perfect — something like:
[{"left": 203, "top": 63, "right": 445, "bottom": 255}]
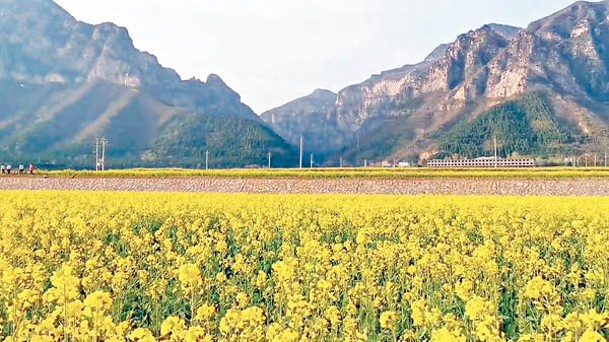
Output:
[
  {"left": 529, "top": 1, "right": 609, "bottom": 100},
  {"left": 336, "top": 23, "right": 515, "bottom": 120},
  {"left": 263, "top": 1, "right": 609, "bottom": 164},
  {"left": 263, "top": 22, "right": 523, "bottom": 159},
  {"left": 0, "top": 0, "right": 295, "bottom": 167},
  {"left": 0, "top": 0, "right": 180, "bottom": 89}
]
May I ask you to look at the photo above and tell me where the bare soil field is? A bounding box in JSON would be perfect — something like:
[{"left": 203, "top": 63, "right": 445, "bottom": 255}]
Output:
[{"left": 1, "top": 176, "right": 608, "bottom": 196}]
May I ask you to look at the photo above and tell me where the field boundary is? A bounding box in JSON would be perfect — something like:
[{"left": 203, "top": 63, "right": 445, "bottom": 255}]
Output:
[
  {"left": 31, "top": 167, "right": 609, "bottom": 179},
  {"left": 1, "top": 176, "right": 608, "bottom": 196}
]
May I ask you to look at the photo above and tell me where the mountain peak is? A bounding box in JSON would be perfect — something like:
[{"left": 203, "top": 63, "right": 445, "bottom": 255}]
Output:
[
  {"left": 206, "top": 74, "right": 227, "bottom": 86},
  {"left": 0, "top": 0, "right": 75, "bottom": 21},
  {"left": 423, "top": 24, "right": 520, "bottom": 63},
  {"left": 528, "top": 0, "right": 608, "bottom": 38},
  {"left": 486, "top": 23, "right": 522, "bottom": 39},
  {"left": 311, "top": 88, "right": 337, "bottom": 99}
]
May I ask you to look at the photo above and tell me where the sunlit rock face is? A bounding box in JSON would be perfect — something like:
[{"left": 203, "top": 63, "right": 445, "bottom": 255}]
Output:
[{"left": 263, "top": 2, "right": 609, "bottom": 162}]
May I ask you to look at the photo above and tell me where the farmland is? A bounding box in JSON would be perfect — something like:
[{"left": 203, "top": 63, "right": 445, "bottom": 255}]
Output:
[
  {"left": 1, "top": 192, "right": 608, "bottom": 341},
  {"left": 2, "top": 167, "right": 609, "bottom": 196},
  {"left": 32, "top": 167, "right": 609, "bottom": 179},
  {"left": 3, "top": 174, "right": 609, "bottom": 196}
]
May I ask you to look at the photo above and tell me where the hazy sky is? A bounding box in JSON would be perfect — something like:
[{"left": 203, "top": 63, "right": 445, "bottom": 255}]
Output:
[{"left": 54, "top": 0, "right": 579, "bottom": 113}]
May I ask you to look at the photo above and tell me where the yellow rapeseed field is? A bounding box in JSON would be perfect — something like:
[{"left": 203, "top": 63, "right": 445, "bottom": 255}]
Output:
[
  {"left": 39, "top": 167, "right": 609, "bottom": 179},
  {"left": 0, "top": 191, "right": 608, "bottom": 341}
]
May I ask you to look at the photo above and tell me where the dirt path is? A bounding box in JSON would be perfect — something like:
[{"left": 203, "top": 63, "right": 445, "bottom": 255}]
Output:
[{"left": 0, "top": 176, "right": 608, "bottom": 196}]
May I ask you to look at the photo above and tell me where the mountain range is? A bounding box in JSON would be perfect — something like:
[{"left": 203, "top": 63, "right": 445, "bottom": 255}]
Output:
[
  {"left": 263, "top": 1, "right": 609, "bottom": 165},
  {"left": 0, "top": 0, "right": 296, "bottom": 168},
  {"left": 1, "top": 0, "right": 608, "bottom": 167}
]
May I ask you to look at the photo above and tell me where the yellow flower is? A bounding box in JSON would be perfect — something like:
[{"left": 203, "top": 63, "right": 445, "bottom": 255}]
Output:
[
  {"left": 160, "top": 316, "right": 187, "bottom": 339},
  {"left": 325, "top": 305, "right": 341, "bottom": 328},
  {"left": 3, "top": 190, "right": 609, "bottom": 341},
  {"left": 455, "top": 280, "right": 474, "bottom": 301},
  {"left": 184, "top": 326, "right": 212, "bottom": 342},
  {"left": 431, "top": 327, "right": 466, "bottom": 342},
  {"left": 83, "top": 291, "right": 113, "bottom": 316},
  {"left": 380, "top": 310, "right": 397, "bottom": 331},
  {"left": 128, "top": 328, "right": 155, "bottom": 342},
  {"left": 178, "top": 264, "right": 202, "bottom": 292},
  {"left": 411, "top": 299, "right": 427, "bottom": 327},
  {"left": 236, "top": 292, "right": 249, "bottom": 308},
  {"left": 524, "top": 276, "right": 561, "bottom": 310},
  {"left": 581, "top": 309, "right": 609, "bottom": 330},
  {"left": 215, "top": 272, "right": 227, "bottom": 283},
  {"left": 540, "top": 314, "right": 562, "bottom": 333},
  {"left": 579, "top": 330, "right": 605, "bottom": 342},
  {"left": 196, "top": 303, "right": 216, "bottom": 322}
]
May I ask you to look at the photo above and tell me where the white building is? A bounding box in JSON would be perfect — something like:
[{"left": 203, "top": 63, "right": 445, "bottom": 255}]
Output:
[{"left": 427, "top": 157, "right": 535, "bottom": 168}]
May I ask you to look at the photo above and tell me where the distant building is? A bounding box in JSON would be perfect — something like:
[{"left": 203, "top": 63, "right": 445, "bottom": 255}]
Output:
[
  {"left": 381, "top": 161, "right": 393, "bottom": 168},
  {"left": 428, "top": 157, "right": 535, "bottom": 168}
]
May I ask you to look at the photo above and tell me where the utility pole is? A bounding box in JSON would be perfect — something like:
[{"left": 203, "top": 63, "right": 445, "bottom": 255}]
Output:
[
  {"left": 494, "top": 135, "right": 498, "bottom": 168},
  {"left": 101, "top": 138, "right": 105, "bottom": 171},
  {"left": 339, "top": 157, "right": 343, "bottom": 168},
  {"left": 205, "top": 150, "right": 209, "bottom": 170},
  {"left": 299, "top": 135, "right": 304, "bottom": 169},
  {"left": 103, "top": 138, "right": 108, "bottom": 171},
  {"left": 99, "top": 138, "right": 108, "bottom": 171},
  {"left": 268, "top": 151, "right": 272, "bottom": 169},
  {"left": 310, "top": 154, "right": 314, "bottom": 168},
  {"left": 94, "top": 138, "right": 100, "bottom": 171},
  {"left": 595, "top": 154, "right": 598, "bottom": 167}
]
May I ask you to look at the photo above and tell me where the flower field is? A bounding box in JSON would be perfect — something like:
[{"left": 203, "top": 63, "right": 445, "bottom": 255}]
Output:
[
  {"left": 36, "top": 167, "right": 609, "bottom": 179},
  {"left": 0, "top": 191, "right": 608, "bottom": 341}
]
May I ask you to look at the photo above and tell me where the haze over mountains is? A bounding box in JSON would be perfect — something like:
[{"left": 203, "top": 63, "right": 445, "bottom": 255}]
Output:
[
  {"left": 1, "top": 0, "right": 608, "bottom": 167},
  {"left": 263, "top": 1, "right": 609, "bottom": 164}
]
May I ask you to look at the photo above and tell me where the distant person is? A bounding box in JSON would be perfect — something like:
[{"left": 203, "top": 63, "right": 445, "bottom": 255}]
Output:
[
  {"left": 28, "top": 163, "right": 35, "bottom": 175},
  {"left": 0, "top": 163, "right": 4, "bottom": 174},
  {"left": 18, "top": 164, "right": 24, "bottom": 174},
  {"left": 6, "top": 164, "right": 11, "bottom": 174}
]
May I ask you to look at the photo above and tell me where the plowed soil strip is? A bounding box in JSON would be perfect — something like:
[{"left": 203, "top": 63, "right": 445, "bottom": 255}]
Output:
[{"left": 1, "top": 177, "right": 608, "bottom": 196}]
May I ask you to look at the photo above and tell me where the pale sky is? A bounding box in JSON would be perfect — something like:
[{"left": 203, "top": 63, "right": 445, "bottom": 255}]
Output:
[{"left": 54, "top": 0, "right": 580, "bottom": 113}]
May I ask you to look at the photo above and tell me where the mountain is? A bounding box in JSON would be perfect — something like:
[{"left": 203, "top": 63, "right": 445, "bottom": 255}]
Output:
[
  {"left": 260, "top": 89, "right": 341, "bottom": 154},
  {"left": 0, "top": 0, "right": 296, "bottom": 168},
  {"left": 486, "top": 23, "right": 522, "bottom": 40},
  {"left": 263, "top": 1, "right": 609, "bottom": 165},
  {"left": 439, "top": 94, "right": 565, "bottom": 159}
]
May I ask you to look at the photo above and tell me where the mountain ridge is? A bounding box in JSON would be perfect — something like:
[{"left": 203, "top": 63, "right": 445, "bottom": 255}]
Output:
[
  {"left": 262, "top": 1, "right": 609, "bottom": 165},
  {"left": 0, "top": 0, "right": 296, "bottom": 167}
]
